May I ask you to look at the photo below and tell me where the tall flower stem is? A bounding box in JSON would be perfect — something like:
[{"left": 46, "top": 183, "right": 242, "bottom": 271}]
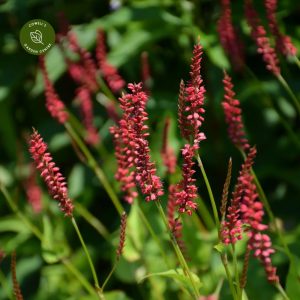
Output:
[
  {"left": 231, "top": 245, "right": 241, "bottom": 299},
  {"left": 101, "top": 264, "right": 117, "bottom": 291},
  {"left": 220, "top": 253, "right": 238, "bottom": 300},
  {"left": 276, "top": 74, "right": 300, "bottom": 117},
  {"left": 0, "top": 185, "right": 98, "bottom": 298},
  {"left": 75, "top": 202, "right": 110, "bottom": 241},
  {"left": 65, "top": 122, "right": 123, "bottom": 216},
  {"left": 71, "top": 217, "right": 104, "bottom": 300},
  {"left": 197, "top": 197, "right": 215, "bottom": 231},
  {"left": 196, "top": 153, "right": 220, "bottom": 228},
  {"left": 275, "top": 282, "right": 290, "bottom": 300},
  {"left": 155, "top": 201, "right": 200, "bottom": 299},
  {"left": 293, "top": 56, "right": 300, "bottom": 70}
]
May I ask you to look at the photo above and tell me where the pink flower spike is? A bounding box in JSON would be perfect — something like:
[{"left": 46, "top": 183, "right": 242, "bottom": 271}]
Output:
[
  {"left": 76, "top": 86, "right": 100, "bottom": 146},
  {"left": 265, "top": 0, "right": 297, "bottom": 57},
  {"left": 29, "top": 129, "right": 74, "bottom": 217},
  {"left": 245, "top": 0, "right": 281, "bottom": 76},
  {"left": 217, "top": 0, "right": 244, "bottom": 70},
  {"left": 39, "top": 56, "right": 69, "bottom": 124},
  {"left": 96, "top": 29, "right": 125, "bottom": 93},
  {"left": 222, "top": 72, "right": 250, "bottom": 151}
]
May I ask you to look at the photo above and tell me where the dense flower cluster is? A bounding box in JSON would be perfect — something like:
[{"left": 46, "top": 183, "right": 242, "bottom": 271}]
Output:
[
  {"left": 178, "top": 44, "right": 206, "bottom": 146},
  {"left": 111, "top": 83, "right": 163, "bottom": 202},
  {"left": 222, "top": 72, "right": 250, "bottom": 151},
  {"left": 248, "top": 232, "right": 279, "bottom": 283},
  {"left": 96, "top": 29, "right": 125, "bottom": 93},
  {"left": 161, "top": 118, "right": 177, "bottom": 174},
  {"left": 245, "top": 0, "right": 281, "bottom": 76},
  {"left": 29, "top": 129, "right": 74, "bottom": 217},
  {"left": 217, "top": 0, "right": 244, "bottom": 70},
  {"left": 39, "top": 56, "right": 69, "bottom": 124},
  {"left": 175, "top": 144, "right": 198, "bottom": 215},
  {"left": 76, "top": 86, "right": 100, "bottom": 145},
  {"left": 265, "top": 0, "right": 297, "bottom": 57}
]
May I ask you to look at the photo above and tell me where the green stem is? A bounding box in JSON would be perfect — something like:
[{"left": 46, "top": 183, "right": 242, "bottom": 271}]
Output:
[
  {"left": 65, "top": 122, "right": 123, "bottom": 216},
  {"left": 197, "top": 197, "right": 215, "bottom": 230},
  {"left": 62, "top": 258, "right": 96, "bottom": 297},
  {"left": 196, "top": 154, "right": 220, "bottom": 228},
  {"left": 101, "top": 263, "right": 117, "bottom": 291},
  {"left": 220, "top": 254, "right": 238, "bottom": 300},
  {"left": 96, "top": 75, "right": 118, "bottom": 103},
  {"left": 137, "top": 205, "right": 171, "bottom": 268},
  {"left": 75, "top": 202, "right": 110, "bottom": 241},
  {"left": 71, "top": 217, "right": 103, "bottom": 300},
  {"left": 155, "top": 201, "right": 200, "bottom": 299},
  {"left": 276, "top": 74, "right": 300, "bottom": 117},
  {"left": 292, "top": 55, "right": 300, "bottom": 71},
  {"left": 0, "top": 186, "right": 43, "bottom": 241},
  {"left": 275, "top": 282, "right": 290, "bottom": 300},
  {"left": 231, "top": 245, "right": 241, "bottom": 300}
]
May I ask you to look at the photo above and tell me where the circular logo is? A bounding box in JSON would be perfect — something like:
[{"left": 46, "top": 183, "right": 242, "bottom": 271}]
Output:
[{"left": 19, "top": 19, "right": 55, "bottom": 55}]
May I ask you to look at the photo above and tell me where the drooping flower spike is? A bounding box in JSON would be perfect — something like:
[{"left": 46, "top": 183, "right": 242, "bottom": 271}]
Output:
[
  {"left": 222, "top": 72, "right": 250, "bottom": 151},
  {"left": 245, "top": 0, "right": 281, "bottom": 76},
  {"left": 217, "top": 0, "right": 244, "bottom": 70},
  {"left": 265, "top": 0, "right": 297, "bottom": 57},
  {"left": 39, "top": 56, "right": 69, "bottom": 124},
  {"left": 29, "top": 129, "right": 74, "bottom": 217}
]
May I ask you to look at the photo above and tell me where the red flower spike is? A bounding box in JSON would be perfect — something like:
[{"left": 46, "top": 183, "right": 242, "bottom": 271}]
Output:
[
  {"left": 29, "top": 129, "right": 74, "bottom": 217},
  {"left": 222, "top": 72, "right": 250, "bottom": 151},
  {"left": 161, "top": 118, "right": 177, "bottom": 174},
  {"left": 114, "top": 83, "right": 164, "bottom": 202},
  {"left": 265, "top": 0, "right": 297, "bottom": 57},
  {"left": 96, "top": 29, "right": 125, "bottom": 93},
  {"left": 110, "top": 126, "right": 138, "bottom": 204},
  {"left": 76, "top": 86, "right": 100, "bottom": 145},
  {"left": 116, "top": 212, "right": 127, "bottom": 260},
  {"left": 182, "top": 43, "right": 206, "bottom": 146},
  {"left": 217, "top": 0, "right": 244, "bottom": 70},
  {"left": 67, "top": 32, "right": 98, "bottom": 92},
  {"left": 245, "top": 0, "right": 281, "bottom": 75},
  {"left": 175, "top": 144, "right": 198, "bottom": 215},
  {"left": 221, "top": 146, "right": 257, "bottom": 245},
  {"left": 39, "top": 56, "right": 69, "bottom": 124}
]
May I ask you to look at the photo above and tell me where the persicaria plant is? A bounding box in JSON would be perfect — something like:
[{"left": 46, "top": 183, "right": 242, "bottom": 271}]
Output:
[{"left": 1, "top": 2, "right": 299, "bottom": 300}]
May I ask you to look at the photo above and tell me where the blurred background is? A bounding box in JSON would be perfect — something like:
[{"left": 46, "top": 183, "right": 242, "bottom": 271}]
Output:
[{"left": 0, "top": 0, "right": 300, "bottom": 299}]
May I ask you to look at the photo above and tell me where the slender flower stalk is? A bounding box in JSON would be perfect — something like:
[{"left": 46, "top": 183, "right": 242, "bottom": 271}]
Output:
[
  {"left": 265, "top": 0, "right": 297, "bottom": 57},
  {"left": 222, "top": 72, "right": 249, "bottom": 151},
  {"left": 245, "top": 0, "right": 281, "bottom": 76},
  {"left": 96, "top": 29, "right": 125, "bottom": 93},
  {"left": 76, "top": 86, "right": 100, "bottom": 145},
  {"left": 11, "top": 252, "right": 23, "bottom": 300},
  {"left": 161, "top": 117, "right": 177, "bottom": 174},
  {"left": 29, "top": 129, "right": 74, "bottom": 216},
  {"left": 116, "top": 212, "right": 127, "bottom": 261},
  {"left": 39, "top": 56, "right": 69, "bottom": 124},
  {"left": 217, "top": 0, "right": 244, "bottom": 70}
]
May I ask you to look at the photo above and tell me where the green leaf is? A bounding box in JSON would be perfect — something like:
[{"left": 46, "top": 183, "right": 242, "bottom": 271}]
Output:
[
  {"left": 139, "top": 268, "right": 202, "bottom": 292},
  {"left": 0, "top": 216, "right": 30, "bottom": 233},
  {"left": 286, "top": 255, "right": 300, "bottom": 299},
  {"left": 68, "top": 164, "right": 85, "bottom": 198},
  {"left": 214, "top": 242, "right": 225, "bottom": 254}
]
